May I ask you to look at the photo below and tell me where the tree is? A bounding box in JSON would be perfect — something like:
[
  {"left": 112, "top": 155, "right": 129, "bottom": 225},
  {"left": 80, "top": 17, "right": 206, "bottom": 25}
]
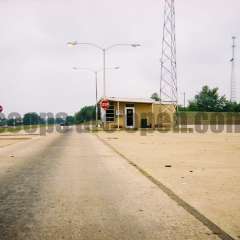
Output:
[
  {"left": 188, "top": 86, "right": 228, "bottom": 112},
  {"left": 75, "top": 105, "right": 96, "bottom": 124},
  {"left": 23, "top": 113, "right": 40, "bottom": 125},
  {"left": 55, "top": 117, "right": 65, "bottom": 125},
  {"left": 65, "top": 116, "right": 75, "bottom": 125},
  {"left": 7, "top": 118, "right": 22, "bottom": 126},
  {"left": 150, "top": 92, "right": 160, "bottom": 101},
  {"left": 47, "top": 117, "right": 55, "bottom": 125},
  {"left": 223, "top": 101, "right": 240, "bottom": 112},
  {"left": 0, "top": 114, "right": 7, "bottom": 126}
]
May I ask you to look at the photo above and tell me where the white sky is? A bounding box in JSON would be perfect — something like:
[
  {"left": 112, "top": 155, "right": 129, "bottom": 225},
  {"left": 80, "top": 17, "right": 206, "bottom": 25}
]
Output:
[{"left": 0, "top": 0, "right": 239, "bottom": 115}]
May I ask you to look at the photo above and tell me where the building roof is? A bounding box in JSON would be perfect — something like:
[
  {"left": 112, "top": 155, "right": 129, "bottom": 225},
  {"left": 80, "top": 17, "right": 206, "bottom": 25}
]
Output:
[
  {"left": 98, "top": 97, "right": 175, "bottom": 105},
  {"left": 106, "top": 97, "right": 157, "bottom": 104}
]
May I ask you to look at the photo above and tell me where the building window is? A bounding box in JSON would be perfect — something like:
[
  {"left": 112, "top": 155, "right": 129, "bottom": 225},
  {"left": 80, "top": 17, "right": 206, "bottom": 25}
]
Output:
[
  {"left": 106, "top": 104, "right": 115, "bottom": 122},
  {"left": 126, "top": 103, "right": 135, "bottom": 107}
]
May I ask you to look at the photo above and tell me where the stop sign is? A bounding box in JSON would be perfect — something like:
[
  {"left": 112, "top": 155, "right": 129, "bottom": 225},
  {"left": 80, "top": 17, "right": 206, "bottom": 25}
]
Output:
[
  {"left": 101, "top": 99, "right": 110, "bottom": 110},
  {"left": 0, "top": 105, "right": 3, "bottom": 113}
]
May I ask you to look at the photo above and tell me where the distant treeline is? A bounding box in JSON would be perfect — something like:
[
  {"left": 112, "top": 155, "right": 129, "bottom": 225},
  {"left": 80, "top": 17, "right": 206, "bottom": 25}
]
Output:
[
  {"left": 151, "top": 86, "right": 240, "bottom": 112},
  {"left": 2, "top": 86, "right": 239, "bottom": 127},
  {"left": 0, "top": 113, "right": 75, "bottom": 127},
  {"left": 74, "top": 105, "right": 97, "bottom": 124},
  {"left": 0, "top": 107, "right": 97, "bottom": 127}
]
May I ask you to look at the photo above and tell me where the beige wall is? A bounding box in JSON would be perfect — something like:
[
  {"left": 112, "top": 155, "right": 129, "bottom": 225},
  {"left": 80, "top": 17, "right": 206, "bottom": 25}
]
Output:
[{"left": 104, "top": 101, "right": 175, "bottom": 129}]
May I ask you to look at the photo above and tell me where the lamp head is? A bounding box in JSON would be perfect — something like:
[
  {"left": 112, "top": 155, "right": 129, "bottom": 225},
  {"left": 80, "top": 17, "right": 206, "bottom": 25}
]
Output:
[
  {"left": 131, "top": 44, "right": 141, "bottom": 47},
  {"left": 67, "top": 41, "right": 78, "bottom": 47}
]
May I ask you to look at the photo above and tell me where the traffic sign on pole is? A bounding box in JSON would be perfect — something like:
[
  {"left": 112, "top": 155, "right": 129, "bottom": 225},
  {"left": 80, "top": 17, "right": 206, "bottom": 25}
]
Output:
[{"left": 100, "top": 99, "right": 109, "bottom": 111}]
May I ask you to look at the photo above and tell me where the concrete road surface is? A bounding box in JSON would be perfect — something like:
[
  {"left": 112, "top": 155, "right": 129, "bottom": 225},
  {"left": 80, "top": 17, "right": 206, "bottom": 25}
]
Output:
[{"left": 0, "top": 130, "right": 221, "bottom": 240}]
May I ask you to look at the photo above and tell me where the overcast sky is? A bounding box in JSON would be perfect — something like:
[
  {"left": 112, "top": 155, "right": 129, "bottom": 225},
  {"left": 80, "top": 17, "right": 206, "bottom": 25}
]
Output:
[{"left": 0, "top": 0, "right": 239, "bottom": 115}]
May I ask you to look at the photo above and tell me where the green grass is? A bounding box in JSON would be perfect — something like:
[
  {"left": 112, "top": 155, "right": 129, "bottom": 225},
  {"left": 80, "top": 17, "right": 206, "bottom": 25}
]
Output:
[{"left": 0, "top": 125, "right": 40, "bottom": 134}]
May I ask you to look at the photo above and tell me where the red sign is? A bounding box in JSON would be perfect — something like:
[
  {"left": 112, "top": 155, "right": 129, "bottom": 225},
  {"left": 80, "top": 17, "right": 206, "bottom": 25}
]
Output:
[
  {"left": 101, "top": 99, "right": 110, "bottom": 110},
  {"left": 0, "top": 105, "right": 3, "bottom": 113}
]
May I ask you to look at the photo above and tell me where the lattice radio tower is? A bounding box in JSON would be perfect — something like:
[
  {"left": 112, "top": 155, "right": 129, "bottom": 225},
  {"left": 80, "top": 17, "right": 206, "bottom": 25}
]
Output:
[
  {"left": 160, "top": 0, "right": 178, "bottom": 106},
  {"left": 230, "top": 36, "right": 237, "bottom": 102}
]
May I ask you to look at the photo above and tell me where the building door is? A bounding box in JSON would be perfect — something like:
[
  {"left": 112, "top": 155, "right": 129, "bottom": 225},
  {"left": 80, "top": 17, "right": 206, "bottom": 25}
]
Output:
[{"left": 125, "top": 107, "right": 135, "bottom": 128}]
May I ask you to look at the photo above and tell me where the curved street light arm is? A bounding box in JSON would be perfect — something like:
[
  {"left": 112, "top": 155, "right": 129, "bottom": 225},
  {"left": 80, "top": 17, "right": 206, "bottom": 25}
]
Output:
[
  {"left": 78, "top": 42, "right": 104, "bottom": 51},
  {"left": 105, "top": 43, "right": 141, "bottom": 51},
  {"left": 73, "top": 67, "right": 97, "bottom": 74},
  {"left": 73, "top": 66, "right": 119, "bottom": 74},
  {"left": 68, "top": 41, "right": 141, "bottom": 51},
  {"left": 96, "top": 66, "right": 120, "bottom": 73},
  {"left": 72, "top": 42, "right": 104, "bottom": 51}
]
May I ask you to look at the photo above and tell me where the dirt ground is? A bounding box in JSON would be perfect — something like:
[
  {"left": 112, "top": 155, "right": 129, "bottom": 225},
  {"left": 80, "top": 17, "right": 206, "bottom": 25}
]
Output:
[
  {"left": 0, "top": 127, "right": 44, "bottom": 148},
  {"left": 0, "top": 135, "right": 34, "bottom": 148},
  {"left": 97, "top": 130, "right": 240, "bottom": 239}
]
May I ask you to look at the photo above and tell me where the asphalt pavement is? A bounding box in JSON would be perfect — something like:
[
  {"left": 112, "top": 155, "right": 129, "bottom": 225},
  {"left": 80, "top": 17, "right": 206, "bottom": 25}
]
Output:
[{"left": 0, "top": 130, "right": 220, "bottom": 240}]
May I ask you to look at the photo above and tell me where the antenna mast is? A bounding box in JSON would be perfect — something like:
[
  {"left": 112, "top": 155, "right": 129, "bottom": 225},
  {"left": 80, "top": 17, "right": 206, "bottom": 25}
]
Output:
[
  {"left": 230, "top": 36, "right": 237, "bottom": 102},
  {"left": 160, "top": 0, "right": 178, "bottom": 106}
]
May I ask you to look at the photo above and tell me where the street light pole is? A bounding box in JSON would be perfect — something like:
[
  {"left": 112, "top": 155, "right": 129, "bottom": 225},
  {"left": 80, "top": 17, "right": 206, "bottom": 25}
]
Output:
[
  {"left": 94, "top": 71, "right": 98, "bottom": 125},
  {"left": 72, "top": 67, "right": 119, "bottom": 127},
  {"left": 103, "top": 49, "right": 106, "bottom": 97},
  {"left": 68, "top": 42, "right": 140, "bottom": 98},
  {"left": 183, "top": 92, "right": 186, "bottom": 108}
]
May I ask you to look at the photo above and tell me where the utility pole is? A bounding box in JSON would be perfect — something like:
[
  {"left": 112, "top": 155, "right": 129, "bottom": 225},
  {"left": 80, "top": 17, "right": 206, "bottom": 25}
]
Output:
[
  {"left": 94, "top": 71, "right": 98, "bottom": 125},
  {"left": 230, "top": 36, "right": 237, "bottom": 102},
  {"left": 160, "top": 0, "right": 178, "bottom": 106}
]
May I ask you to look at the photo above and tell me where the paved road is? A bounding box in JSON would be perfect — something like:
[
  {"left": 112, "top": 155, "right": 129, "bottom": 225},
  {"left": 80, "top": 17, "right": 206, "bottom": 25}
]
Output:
[{"left": 0, "top": 130, "right": 220, "bottom": 240}]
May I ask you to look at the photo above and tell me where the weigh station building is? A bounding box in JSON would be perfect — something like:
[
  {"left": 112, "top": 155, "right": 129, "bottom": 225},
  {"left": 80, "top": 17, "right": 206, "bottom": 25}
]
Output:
[{"left": 99, "top": 97, "right": 176, "bottom": 129}]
